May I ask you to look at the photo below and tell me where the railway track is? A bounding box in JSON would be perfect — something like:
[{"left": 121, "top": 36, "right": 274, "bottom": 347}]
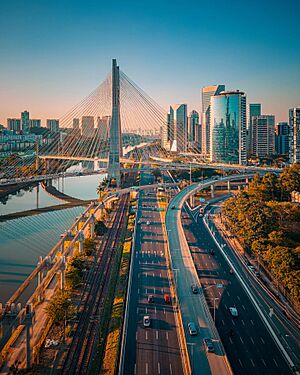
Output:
[{"left": 61, "top": 195, "right": 129, "bottom": 374}]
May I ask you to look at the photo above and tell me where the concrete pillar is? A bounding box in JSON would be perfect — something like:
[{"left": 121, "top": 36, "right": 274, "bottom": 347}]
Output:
[
  {"left": 211, "top": 184, "right": 215, "bottom": 198},
  {"left": 25, "top": 304, "right": 33, "bottom": 370},
  {"left": 90, "top": 214, "right": 96, "bottom": 238},
  {"left": 78, "top": 231, "right": 84, "bottom": 254},
  {"left": 60, "top": 257, "right": 66, "bottom": 291},
  {"left": 227, "top": 180, "right": 231, "bottom": 192}
]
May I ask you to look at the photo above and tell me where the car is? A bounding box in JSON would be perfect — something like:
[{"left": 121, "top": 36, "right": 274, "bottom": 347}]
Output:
[
  {"left": 191, "top": 284, "right": 198, "bottom": 294},
  {"left": 248, "top": 265, "right": 256, "bottom": 272},
  {"left": 188, "top": 322, "right": 197, "bottom": 336},
  {"left": 164, "top": 294, "right": 171, "bottom": 304},
  {"left": 171, "top": 205, "right": 176, "bottom": 210},
  {"left": 229, "top": 307, "right": 238, "bottom": 317},
  {"left": 147, "top": 295, "right": 154, "bottom": 303},
  {"left": 204, "top": 338, "right": 215, "bottom": 353},
  {"left": 254, "top": 271, "right": 260, "bottom": 277},
  {"left": 143, "top": 315, "right": 150, "bottom": 327},
  {"left": 137, "top": 219, "right": 142, "bottom": 225},
  {"left": 146, "top": 221, "right": 150, "bottom": 225},
  {"left": 210, "top": 249, "right": 215, "bottom": 256}
]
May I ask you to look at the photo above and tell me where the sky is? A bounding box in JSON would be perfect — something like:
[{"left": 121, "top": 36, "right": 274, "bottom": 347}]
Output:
[{"left": 0, "top": 0, "right": 299, "bottom": 125}]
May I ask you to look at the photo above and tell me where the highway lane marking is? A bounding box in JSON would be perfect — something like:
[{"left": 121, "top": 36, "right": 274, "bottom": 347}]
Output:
[
  {"left": 137, "top": 307, "right": 139, "bottom": 314},
  {"left": 238, "top": 358, "right": 243, "bottom": 367},
  {"left": 134, "top": 363, "right": 136, "bottom": 374},
  {"left": 226, "top": 290, "right": 230, "bottom": 297},
  {"left": 161, "top": 288, "right": 163, "bottom": 294},
  {"left": 169, "top": 363, "right": 173, "bottom": 374},
  {"left": 155, "top": 306, "right": 157, "bottom": 314},
  {"left": 250, "top": 319, "right": 254, "bottom": 326},
  {"left": 145, "top": 307, "right": 147, "bottom": 313},
  {"left": 153, "top": 287, "right": 155, "bottom": 294},
  {"left": 250, "top": 337, "right": 254, "bottom": 344},
  {"left": 232, "top": 319, "right": 236, "bottom": 326},
  {"left": 241, "top": 319, "right": 245, "bottom": 326},
  {"left": 163, "top": 308, "right": 166, "bottom": 315},
  {"left": 221, "top": 319, "right": 225, "bottom": 326},
  {"left": 242, "top": 304, "right": 246, "bottom": 310},
  {"left": 146, "top": 331, "right": 148, "bottom": 340},
  {"left": 158, "top": 362, "right": 161, "bottom": 374},
  {"left": 273, "top": 358, "right": 278, "bottom": 367},
  {"left": 250, "top": 359, "right": 255, "bottom": 367},
  {"left": 260, "top": 337, "right": 265, "bottom": 344},
  {"left": 136, "top": 332, "right": 138, "bottom": 340},
  {"left": 146, "top": 362, "right": 149, "bottom": 374},
  {"left": 138, "top": 288, "right": 140, "bottom": 294},
  {"left": 153, "top": 272, "right": 155, "bottom": 277},
  {"left": 166, "top": 331, "right": 169, "bottom": 340},
  {"left": 146, "top": 288, "right": 148, "bottom": 294},
  {"left": 261, "top": 358, "right": 267, "bottom": 367},
  {"left": 160, "top": 273, "right": 162, "bottom": 278},
  {"left": 237, "top": 295, "right": 240, "bottom": 301},
  {"left": 156, "top": 330, "right": 158, "bottom": 339},
  {"left": 229, "top": 337, "right": 233, "bottom": 344},
  {"left": 239, "top": 336, "right": 244, "bottom": 344}
]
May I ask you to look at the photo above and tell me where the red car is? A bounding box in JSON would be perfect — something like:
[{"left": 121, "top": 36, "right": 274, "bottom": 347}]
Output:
[{"left": 164, "top": 294, "right": 171, "bottom": 304}]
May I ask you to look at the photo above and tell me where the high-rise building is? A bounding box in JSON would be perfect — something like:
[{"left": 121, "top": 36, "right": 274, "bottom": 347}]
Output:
[
  {"left": 248, "top": 104, "right": 261, "bottom": 155},
  {"left": 7, "top": 118, "right": 21, "bottom": 132},
  {"left": 81, "top": 116, "right": 94, "bottom": 138},
  {"left": 275, "top": 122, "right": 289, "bottom": 155},
  {"left": 252, "top": 115, "right": 275, "bottom": 158},
  {"left": 47, "top": 119, "right": 60, "bottom": 132},
  {"left": 169, "top": 104, "right": 188, "bottom": 153},
  {"left": 210, "top": 90, "right": 247, "bottom": 165},
  {"left": 289, "top": 107, "right": 300, "bottom": 164},
  {"left": 201, "top": 85, "right": 225, "bottom": 157},
  {"left": 188, "top": 110, "right": 199, "bottom": 143},
  {"left": 161, "top": 114, "right": 171, "bottom": 151},
  {"left": 73, "top": 118, "right": 80, "bottom": 129},
  {"left": 29, "top": 119, "right": 41, "bottom": 128},
  {"left": 195, "top": 123, "right": 202, "bottom": 152},
  {"left": 21, "top": 110, "right": 30, "bottom": 132},
  {"left": 97, "top": 116, "right": 111, "bottom": 140}
]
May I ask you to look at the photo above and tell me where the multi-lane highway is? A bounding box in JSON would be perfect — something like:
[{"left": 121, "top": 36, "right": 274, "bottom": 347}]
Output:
[
  {"left": 123, "top": 170, "right": 184, "bottom": 375},
  {"left": 181, "top": 205, "right": 294, "bottom": 375}
]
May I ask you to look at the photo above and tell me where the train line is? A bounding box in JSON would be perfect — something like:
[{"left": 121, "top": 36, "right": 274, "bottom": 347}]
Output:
[{"left": 61, "top": 194, "right": 129, "bottom": 374}]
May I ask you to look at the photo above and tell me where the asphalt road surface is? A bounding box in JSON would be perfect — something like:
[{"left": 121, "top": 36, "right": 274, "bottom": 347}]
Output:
[
  {"left": 181, "top": 204, "right": 295, "bottom": 375},
  {"left": 123, "top": 170, "right": 184, "bottom": 375}
]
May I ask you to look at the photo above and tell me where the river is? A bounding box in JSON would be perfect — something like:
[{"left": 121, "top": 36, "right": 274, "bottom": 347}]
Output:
[{"left": 0, "top": 173, "right": 106, "bottom": 303}]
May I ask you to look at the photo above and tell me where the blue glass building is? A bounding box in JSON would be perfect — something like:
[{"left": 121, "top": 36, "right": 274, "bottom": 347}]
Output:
[{"left": 210, "top": 91, "right": 247, "bottom": 165}]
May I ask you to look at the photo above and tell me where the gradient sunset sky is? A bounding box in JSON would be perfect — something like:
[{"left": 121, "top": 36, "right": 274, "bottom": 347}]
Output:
[{"left": 0, "top": 0, "right": 299, "bottom": 125}]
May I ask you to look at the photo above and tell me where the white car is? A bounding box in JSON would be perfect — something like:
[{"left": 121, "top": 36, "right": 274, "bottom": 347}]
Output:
[
  {"left": 137, "top": 219, "right": 142, "bottom": 225},
  {"left": 229, "top": 307, "right": 238, "bottom": 317},
  {"left": 143, "top": 315, "right": 150, "bottom": 327},
  {"left": 146, "top": 221, "right": 150, "bottom": 225}
]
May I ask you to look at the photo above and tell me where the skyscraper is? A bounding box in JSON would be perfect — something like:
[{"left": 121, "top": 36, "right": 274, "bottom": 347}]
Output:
[
  {"left": 29, "top": 119, "right": 41, "bottom": 128},
  {"left": 252, "top": 115, "right": 275, "bottom": 158},
  {"left": 210, "top": 90, "right": 247, "bottom": 165},
  {"left": 201, "top": 85, "right": 225, "bottom": 157},
  {"left": 47, "top": 119, "right": 60, "bottom": 132},
  {"left": 248, "top": 103, "right": 261, "bottom": 156},
  {"left": 169, "top": 104, "right": 188, "bottom": 153},
  {"left": 188, "top": 110, "right": 199, "bottom": 143},
  {"left": 81, "top": 116, "right": 94, "bottom": 138},
  {"left": 7, "top": 118, "right": 21, "bottom": 132},
  {"left": 289, "top": 107, "right": 300, "bottom": 164},
  {"left": 21, "top": 110, "right": 30, "bottom": 132},
  {"left": 275, "top": 122, "right": 289, "bottom": 155}
]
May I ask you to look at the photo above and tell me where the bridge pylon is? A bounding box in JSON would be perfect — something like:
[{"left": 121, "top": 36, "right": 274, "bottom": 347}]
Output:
[{"left": 108, "top": 58, "right": 122, "bottom": 186}]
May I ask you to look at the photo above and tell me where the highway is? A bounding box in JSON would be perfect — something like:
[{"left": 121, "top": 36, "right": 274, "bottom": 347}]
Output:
[
  {"left": 123, "top": 169, "right": 184, "bottom": 375},
  {"left": 205, "top": 203, "right": 300, "bottom": 373},
  {"left": 165, "top": 184, "right": 232, "bottom": 375},
  {"left": 181, "top": 204, "right": 294, "bottom": 375}
]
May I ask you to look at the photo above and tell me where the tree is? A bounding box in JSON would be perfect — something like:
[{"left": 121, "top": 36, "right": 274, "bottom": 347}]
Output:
[
  {"left": 45, "top": 291, "right": 73, "bottom": 324},
  {"left": 152, "top": 168, "right": 162, "bottom": 181},
  {"left": 83, "top": 238, "right": 95, "bottom": 256},
  {"left": 95, "top": 220, "right": 108, "bottom": 236},
  {"left": 279, "top": 163, "right": 300, "bottom": 199}
]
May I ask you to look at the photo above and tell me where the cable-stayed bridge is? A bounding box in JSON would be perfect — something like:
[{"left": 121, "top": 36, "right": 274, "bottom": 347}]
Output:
[{"left": 0, "top": 59, "right": 282, "bottom": 187}]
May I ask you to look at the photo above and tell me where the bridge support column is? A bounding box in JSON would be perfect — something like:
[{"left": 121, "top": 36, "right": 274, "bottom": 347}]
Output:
[
  {"left": 210, "top": 184, "right": 215, "bottom": 198},
  {"left": 189, "top": 194, "right": 195, "bottom": 208},
  {"left": 60, "top": 257, "right": 66, "bottom": 291},
  {"left": 25, "top": 304, "right": 33, "bottom": 370},
  {"left": 94, "top": 159, "right": 99, "bottom": 171},
  {"left": 89, "top": 214, "right": 96, "bottom": 238},
  {"left": 227, "top": 180, "right": 231, "bottom": 192},
  {"left": 78, "top": 231, "right": 84, "bottom": 254}
]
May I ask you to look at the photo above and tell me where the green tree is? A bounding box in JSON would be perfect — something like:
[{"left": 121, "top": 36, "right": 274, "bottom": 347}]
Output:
[
  {"left": 95, "top": 220, "right": 108, "bottom": 236},
  {"left": 45, "top": 291, "right": 73, "bottom": 324},
  {"left": 83, "top": 238, "right": 95, "bottom": 256},
  {"left": 279, "top": 163, "right": 300, "bottom": 199}
]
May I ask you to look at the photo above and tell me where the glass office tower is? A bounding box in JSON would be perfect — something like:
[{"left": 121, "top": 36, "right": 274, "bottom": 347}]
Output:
[{"left": 210, "top": 91, "right": 247, "bottom": 165}]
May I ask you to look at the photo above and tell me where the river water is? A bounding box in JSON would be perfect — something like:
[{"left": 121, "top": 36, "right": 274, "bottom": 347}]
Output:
[{"left": 0, "top": 173, "right": 106, "bottom": 303}]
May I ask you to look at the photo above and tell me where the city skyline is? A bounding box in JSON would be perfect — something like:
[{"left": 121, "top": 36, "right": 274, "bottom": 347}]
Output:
[{"left": 1, "top": 0, "right": 300, "bottom": 125}]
